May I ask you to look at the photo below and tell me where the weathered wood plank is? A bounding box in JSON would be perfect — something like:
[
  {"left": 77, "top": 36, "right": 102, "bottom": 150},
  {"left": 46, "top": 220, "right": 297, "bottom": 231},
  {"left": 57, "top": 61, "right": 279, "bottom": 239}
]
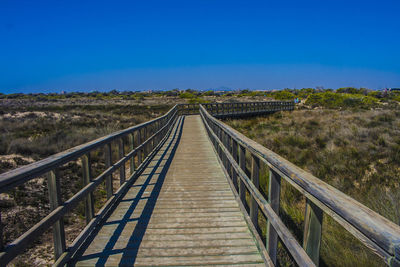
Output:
[
  {"left": 251, "top": 154, "right": 260, "bottom": 232},
  {"left": 81, "top": 154, "right": 94, "bottom": 224},
  {"left": 104, "top": 143, "right": 113, "bottom": 199},
  {"left": 303, "top": 198, "right": 323, "bottom": 266},
  {"left": 118, "top": 138, "right": 125, "bottom": 185},
  {"left": 267, "top": 168, "right": 281, "bottom": 265},
  {"left": 46, "top": 170, "right": 66, "bottom": 260},
  {"left": 239, "top": 144, "right": 247, "bottom": 208}
]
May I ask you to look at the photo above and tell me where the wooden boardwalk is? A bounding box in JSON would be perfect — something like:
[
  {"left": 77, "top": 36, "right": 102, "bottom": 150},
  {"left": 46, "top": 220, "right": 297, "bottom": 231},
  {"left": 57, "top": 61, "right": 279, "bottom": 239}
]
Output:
[{"left": 73, "top": 115, "right": 265, "bottom": 266}]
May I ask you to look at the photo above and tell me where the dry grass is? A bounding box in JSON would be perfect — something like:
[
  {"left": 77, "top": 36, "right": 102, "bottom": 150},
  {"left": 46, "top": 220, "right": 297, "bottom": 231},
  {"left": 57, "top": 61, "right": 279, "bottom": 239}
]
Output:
[{"left": 226, "top": 108, "right": 400, "bottom": 266}]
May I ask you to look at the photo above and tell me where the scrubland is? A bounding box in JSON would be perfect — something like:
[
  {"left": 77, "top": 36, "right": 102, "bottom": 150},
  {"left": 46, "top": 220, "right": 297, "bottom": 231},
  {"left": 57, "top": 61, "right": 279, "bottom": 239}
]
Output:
[{"left": 226, "top": 107, "right": 400, "bottom": 266}]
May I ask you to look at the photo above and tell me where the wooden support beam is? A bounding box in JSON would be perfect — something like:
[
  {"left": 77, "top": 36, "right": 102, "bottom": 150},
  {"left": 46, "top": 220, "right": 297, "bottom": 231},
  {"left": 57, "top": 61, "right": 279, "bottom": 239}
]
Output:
[
  {"left": 46, "top": 170, "right": 66, "bottom": 260},
  {"left": 232, "top": 139, "right": 239, "bottom": 191},
  {"left": 303, "top": 199, "right": 324, "bottom": 266},
  {"left": 104, "top": 143, "right": 113, "bottom": 199},
  {"left": 129, "top": 133, "right": 135, "bottom": 174},
  {"left": 267, "top": 168, "right": 281, "bottom": 265},
  {"left": 118, "top": 138, "right": 125, "bottom": 185},
  {"left": 239, "top": 145, "right": 247, "bottom": 208},
  {"left": 81, "top": 154, "right": 94, "bottom": 224},
  {"left": 251, "top": 155, "right": 260, "bottom": 233},
  {"left": 137, "top": 131, "right": 142, "bottom": 166},
  {"left": 142, "top": 127, "right": 148, "bottom": 159}
]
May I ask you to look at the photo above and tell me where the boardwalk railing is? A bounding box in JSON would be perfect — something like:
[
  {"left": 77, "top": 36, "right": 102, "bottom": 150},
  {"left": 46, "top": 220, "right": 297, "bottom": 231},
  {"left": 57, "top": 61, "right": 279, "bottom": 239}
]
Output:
[
  {"left": 0, "top": 105, "right": 179, "bottom": 266},
  {"left": 200, "top": 104, "right": 400, "bottom": 267},
  {"left": 178, "top": 101, "right": 294, "bottom": 117}
]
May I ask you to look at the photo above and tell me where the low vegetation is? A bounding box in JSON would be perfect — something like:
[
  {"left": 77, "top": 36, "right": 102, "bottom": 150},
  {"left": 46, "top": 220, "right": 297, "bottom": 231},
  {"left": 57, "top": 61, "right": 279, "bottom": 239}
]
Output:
[{"left": 226, "top": 108, "right": 400, "bottom": 266}]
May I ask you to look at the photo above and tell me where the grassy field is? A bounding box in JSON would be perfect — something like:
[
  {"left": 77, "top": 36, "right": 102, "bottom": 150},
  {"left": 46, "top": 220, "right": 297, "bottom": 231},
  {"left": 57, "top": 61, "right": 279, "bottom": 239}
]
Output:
[{"left": 226, "top": 107, "right": 400, "bottom": 266}]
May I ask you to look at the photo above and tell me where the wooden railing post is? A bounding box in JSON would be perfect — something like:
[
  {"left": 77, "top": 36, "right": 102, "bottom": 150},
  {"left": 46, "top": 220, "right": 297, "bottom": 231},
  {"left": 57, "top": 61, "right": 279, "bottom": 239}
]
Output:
[
  {"left": 129, "top": 133, "right": 135, "bottom": 174},
  {"left": 239, "top": 145, "right": 246, "bottom": 207},
  {"left": 137, "top": 131, "right": 142, "bottom": 166},
  {"left": 267, "top": 168, "right": 281, "bottom": 265},
  {"left": 231, "top": 139, "right": 239, "bottom": 191},
  {"left": 46, "top": 170, "right": 66, "bottom": 260},
  {"left": 303, "top": 199, "right": 323, "bottom": 266},
  {"left": 104, "top": 143, "right": 113, "bottom": 199},
  {"left": 222, "top": 131, "right": 228, "bottom": 168},
  {"left": 143, "top": 127, "right": 148, "bottom": 158},
  {"left": 81, "top": 154, "right": 94, "bottom": 224},
  {"left": 118, "top": 138, "right": 125, "bottom": 185},
  {"left": 251, "top": 155, "right": 260, "bottom": 232},
  {"left": 217, "top": 128, "right": 222, "bottom": 159}
]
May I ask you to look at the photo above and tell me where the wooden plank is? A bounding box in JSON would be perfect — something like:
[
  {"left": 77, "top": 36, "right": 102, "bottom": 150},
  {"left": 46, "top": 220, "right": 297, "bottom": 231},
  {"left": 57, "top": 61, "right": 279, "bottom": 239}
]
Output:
[
  {"left": 128, "top": 133, "right": 135, "bottom": 174},
  {"left": 303, "top": 198, "right": 323, "bottom": 266},
  {"left": 137, "top": 130, "right": 142, "bottom": 166},
  {"left": 267, "top": 168, "right": 281, "bottom": 265},
  {"left": 81, "top": 154, "right": 94, "bottom": 224},
  {"left": 104, "top": 143, "right": 113, "bottom": 199},
  {"left": 46, "top": 170, "right": 66, "bottom": 260},
  {"left": 250, "top": 154, "right": 260, "bottom": 233},
  {"left": 239, "top": 144, "right": 247, "bottom": 208},
  {"left": 118, "top": 138, "right": 126, "bottom": 185},
  {"left": 232, "top": 138, "right": 239, "bottom": 191}
]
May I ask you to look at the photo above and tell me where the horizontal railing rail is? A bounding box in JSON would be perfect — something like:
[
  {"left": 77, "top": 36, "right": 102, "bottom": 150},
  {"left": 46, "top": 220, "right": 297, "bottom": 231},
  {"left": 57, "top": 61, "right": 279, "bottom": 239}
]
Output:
[
  {"left": 177, "top": 101, "right": 294, "bottom": 117},
  {"left": 177, "top": 103, "right": 200, "bottom": 115},
  {"left": 203, "top": 101, "right": 294, "bottom": 118},
  {"left": 200, "top": 104, "right": 400, "bottom": 267},
  {"left": 0, "top": 105, "right": 180, "bottom": 266}
]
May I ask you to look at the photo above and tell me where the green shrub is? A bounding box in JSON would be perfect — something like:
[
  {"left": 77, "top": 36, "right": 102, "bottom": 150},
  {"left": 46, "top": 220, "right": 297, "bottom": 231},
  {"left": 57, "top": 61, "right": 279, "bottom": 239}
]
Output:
[
  {"left": 179, "top": 92, "right": 195, "bottom": 99},
  {"left": 306, "top": 92, "right": 378, "bottom": 108},
  {"left": 337, "top": 87, "right": 368, "bottom": 95},
  {"left": 273, "top": 90, "right": 296, "bottom": 100}
]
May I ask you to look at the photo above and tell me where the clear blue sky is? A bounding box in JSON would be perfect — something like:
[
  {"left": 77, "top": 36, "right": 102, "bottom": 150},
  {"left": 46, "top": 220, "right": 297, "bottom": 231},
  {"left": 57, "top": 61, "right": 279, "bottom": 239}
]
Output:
[{"left": 1, "top": 0, "right": 399, "bottom": 93}]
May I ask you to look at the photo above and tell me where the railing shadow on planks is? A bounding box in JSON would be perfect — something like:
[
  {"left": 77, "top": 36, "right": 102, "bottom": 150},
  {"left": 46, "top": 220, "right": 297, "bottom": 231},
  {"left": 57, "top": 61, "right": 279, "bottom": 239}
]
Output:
[{"left": 199, "top": 104, "right": 400, "bottom": 267}]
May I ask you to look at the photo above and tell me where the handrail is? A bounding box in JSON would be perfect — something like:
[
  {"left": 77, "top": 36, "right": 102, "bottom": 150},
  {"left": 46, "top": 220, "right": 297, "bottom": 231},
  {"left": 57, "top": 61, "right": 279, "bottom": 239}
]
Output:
[
  {"left": 0, "top": 105, "right": 180, "bottom": 265},
  {"left": 177, "top": 101, "right": 294, "bottom": 117},
  {"left": 202, "top": 101, "right": 294, "bottom": 118},
  {"left": 0, "top": 105, "right": 179, "bottom": 193},
  {"left": 199, "top": 104, "right": 400, "bottom": 266}
]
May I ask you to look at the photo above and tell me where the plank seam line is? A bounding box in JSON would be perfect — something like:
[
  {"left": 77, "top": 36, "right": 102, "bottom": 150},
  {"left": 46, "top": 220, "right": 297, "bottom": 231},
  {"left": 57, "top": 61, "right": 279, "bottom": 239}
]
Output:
[{"left": 132, "top": 252, "right": 261, "bottom": 258}]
